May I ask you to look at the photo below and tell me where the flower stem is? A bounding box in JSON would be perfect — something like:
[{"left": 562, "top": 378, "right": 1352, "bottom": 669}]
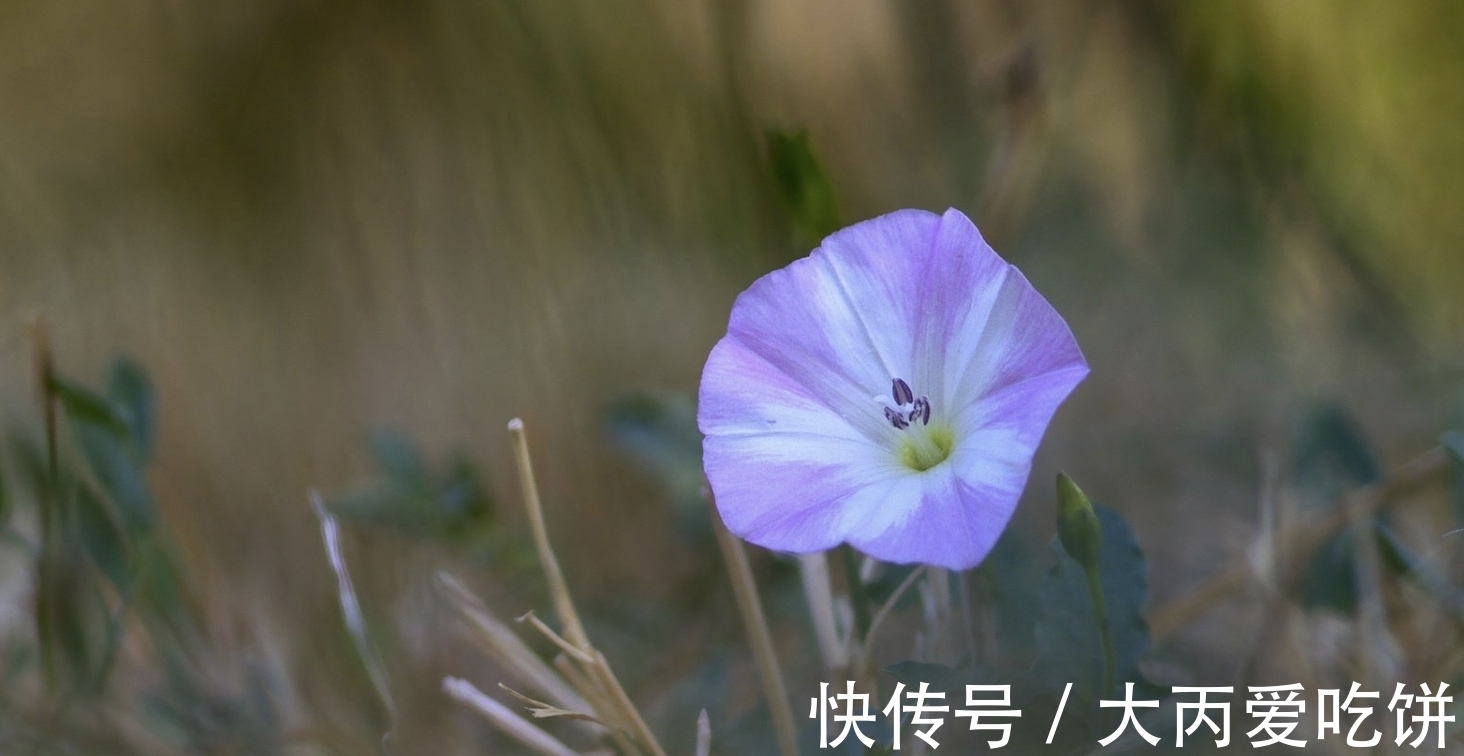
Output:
[
  {"left": 707, "top": 498, "right": 798, "bottom": 756},
  {"left": 1083, "top": 565, "right": 1116, "bottom": 698},
  {"left": 838, "top": 545, "right": 872, "bottom": 648}
]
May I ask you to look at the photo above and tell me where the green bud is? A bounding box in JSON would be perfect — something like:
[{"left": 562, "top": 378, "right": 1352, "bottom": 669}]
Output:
[{"left": 1056, "top": 472, "right": 1103, "bottom": 568}]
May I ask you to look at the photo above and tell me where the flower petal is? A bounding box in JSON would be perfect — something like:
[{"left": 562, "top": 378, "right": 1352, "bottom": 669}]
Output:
[
  {"left": 698, "top": 207, "right": 1087, "bottom": 569},
  {"left": 844, "top": 464, "right": 1023, "bottom": 570}
]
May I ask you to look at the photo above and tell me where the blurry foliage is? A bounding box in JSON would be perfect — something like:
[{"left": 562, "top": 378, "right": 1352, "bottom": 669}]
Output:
[
  {"left": 328, "top": 428, "right": 495, "bottom": 544},
  {"left": 765, "top": 128, "right": 842, "bottom": 246},
  {"left": 1036, "top": 506, "right": 1152, "bottom": 705},
  {"left": 1444, "top": 430, "right": 1464, "bottom": 522},
  {"left": 0, "top": 355, "right": 287, "bottom": 753},
  {"left": 1, "top": 1, "right": 1463, "bottom": 753},
  {"left": 604, "top": 392, "right": 710, "bottom": 542},
  {"left": 1294, "top": 403, "right": 1381, "bottom": 613}
]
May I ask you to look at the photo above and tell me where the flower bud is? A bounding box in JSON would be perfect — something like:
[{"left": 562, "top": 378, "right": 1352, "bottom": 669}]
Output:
[{"left": 1056, "top": 472, "right": 1103, "bottom": 568}]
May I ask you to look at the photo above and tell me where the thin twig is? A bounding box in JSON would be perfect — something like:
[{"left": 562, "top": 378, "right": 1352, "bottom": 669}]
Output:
[
  {"left": 707, "top": 497, "right": 799, "bottom": 756},
  {"left": 499, "top": 683, "right": 606, "bottom": 725},
  {"left": 857, "top": 566, "right": 925, "bottom": 676},
  {"left": 695, "top": 710, "right": 711, "bottom": 756},
  {"left": 798, "top": 552, "right": 847, "bottom": 676},
  {"left": 444, "top": 677, "right": 580, "bottom": 756},
  {"left": 314, "top": 492, "right": 398, "bottom": 732},
  {"left": 506, "top": 418, "right": 665, "bottom": 756},
  {"left": 508, "top": 418, "right": 590, "bottom": 650},
  {"left": 585, "top": 651, "right": 666, "bottom": 756},
  {"left": 436, "top": 572, "right": 593, "bottom": 715},
  {"left": 517, "top": 611, "right": 597, "bottom": 664}
]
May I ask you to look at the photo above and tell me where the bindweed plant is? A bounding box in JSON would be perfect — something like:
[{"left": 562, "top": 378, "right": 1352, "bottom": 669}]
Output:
[{"left": 4, "top": 136, "right": 1464, "bottom": 756}]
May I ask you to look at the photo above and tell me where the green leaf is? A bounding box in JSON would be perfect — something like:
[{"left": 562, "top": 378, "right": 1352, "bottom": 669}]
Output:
[
  {"left": 70, "top": 419, "right": 155, "bottom": 536},
  {"left": 0, "top": 457, "right": 9, "bottom": 529},
  {"left": 1293, "top": 404, "right": 1380, "bottom": 504},
  {"left": 1442, "top": 430, "right": 1464, "bottom": 522},
  {"left": 73, "top": 485, "right": 131, "bottom": 593},
  {"left": 1300, "top": 534, "right": 1358, "bottom": 613},
  {"left": 51, "top": 373, "right": 155, "bottom": 535},
  {"left": 329, "top": 433, "right": 493, "bottom": 543},
  {"left": 604, "top": 392, "right": 709, "bottom": 539},
  {"left": 1292, "top": 404, "right": 1380, "bottom": 613},
  {"left": 106, "top": 357, "right": 157, "bottom": 463},
  {"left": 765, "top": 128, "right": 841, "bottom": 243},
  {"left": 982, "top": 531, "right": 1042, "bottom": 654},
  {"left": 367, "top": 428, "right": 430, "bottom": 491},
  {"left": 1035, "top": 506, "right": 1150, "bottom": 702},
  {"left": 48, "top": 375, "right": 129, "bottom": 437}
]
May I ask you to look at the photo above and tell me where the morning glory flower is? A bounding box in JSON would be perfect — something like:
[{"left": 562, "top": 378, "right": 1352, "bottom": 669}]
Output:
[{"left": 698, "top": 208, "right": 1088, "bottom": 569}]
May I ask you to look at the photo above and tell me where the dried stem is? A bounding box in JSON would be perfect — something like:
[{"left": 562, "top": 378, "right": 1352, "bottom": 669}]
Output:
[
  {"left": 694, "top": 709, "right": 711, "bottom": 756},
  {"left": 498, "top": 683, "right": 605, "bottom": 725},
  {"left": 313, "top": 493, "right": 398, "bottom": 732},
  {"left": 798, "top": 552, "right": 847, "bottom": 677},
  {"left": 444, "top": 677, "right": 580, "bottom": 756},
  {"left": 436, "top": 573, "right": 593, "bottom": 715},
  {"left": 706, "top": 498, "right": 798, "bottom": 756},
  {"left": 1150, "top": 445, "right": 1451, "bottom": 639},
  {"left": 508, "top": 418, "right": 590, "bottom": 650},
  {"left": 504, "top": 418, "right": 666, "bottom": 756},
  {"left": 858, "top": 566, "right": 925, "bottom": 675}
]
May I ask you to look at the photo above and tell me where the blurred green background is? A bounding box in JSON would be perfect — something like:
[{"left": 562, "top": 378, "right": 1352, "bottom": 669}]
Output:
[{"left": 1, "top": 1, "right": 1463, "bottom": 753}]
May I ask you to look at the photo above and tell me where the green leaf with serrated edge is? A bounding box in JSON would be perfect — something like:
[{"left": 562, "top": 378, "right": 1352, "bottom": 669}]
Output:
[
  {"left": 1035, "top": 506, "right": 1150, "bottom": 703},
  {"left": 106, "top": 357, "right": 156, "bottom": 463},
  {"left": 1292, "top": 404, "right": 1381, "bottom": 614},
  {"left": 765, "top": 128, "right": 841, "bottom": 243}
]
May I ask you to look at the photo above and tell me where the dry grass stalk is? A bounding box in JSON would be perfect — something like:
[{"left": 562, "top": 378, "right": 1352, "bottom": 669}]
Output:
[
  {"left": 707, "top": 497, "right": 800, "bottom": 756},
  {"left": 444, "top": 677, "right": 580, "bottom": 756},
  {"left": 1150, "top": 445, "right": 1451, "bottom": 639},
  {"left": 798, "top": 552, "right": 848, "bottom": 676},
  {"left": 313, "top": 491, "right": 398, "bottom": 734},
  {"left": 858, "top": 566, "right": 926, "bottom": 676},
  {"left": 443, "top": 418, "right": 667, "bottom": 756},
  {"left": 694, "top": 709, "right": 710, "bottom": 756},
  {"left": 498, "top": 683, "right": 606, "bottom": 725},
  {"left": 436, "top": 573, "right": 593, "bottom": 717},
  {"left": 508, "top": 418, "right": 591, "bottom": 650}
]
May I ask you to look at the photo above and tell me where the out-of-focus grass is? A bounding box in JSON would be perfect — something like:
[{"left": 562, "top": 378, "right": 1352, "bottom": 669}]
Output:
[{"left": 0, "top": 1, "right": 1461, "bottom": 752}]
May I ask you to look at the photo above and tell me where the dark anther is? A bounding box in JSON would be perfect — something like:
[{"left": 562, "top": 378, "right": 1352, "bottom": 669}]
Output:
[
  {"left": 914, "top": 396, "right": 931, "bottom": 425},
  {"left": 884, "top": 406, "right": 909, "bottom": 430},
  {"left": 892, "top": 378, "right": 914, "bottom": 406}
]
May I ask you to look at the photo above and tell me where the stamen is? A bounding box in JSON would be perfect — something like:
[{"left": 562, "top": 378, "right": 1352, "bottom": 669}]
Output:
[
  {"left": 884, "top": 379, "right": 934, "bottom": 430},
  {"left": 892, "top": 378, "right": 914, "bottom": 407}
]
